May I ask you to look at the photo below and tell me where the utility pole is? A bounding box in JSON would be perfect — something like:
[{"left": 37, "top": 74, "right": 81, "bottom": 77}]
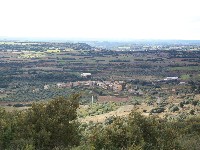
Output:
[{"left": 92, "top": 95, "right": 94, "bottom": 105}]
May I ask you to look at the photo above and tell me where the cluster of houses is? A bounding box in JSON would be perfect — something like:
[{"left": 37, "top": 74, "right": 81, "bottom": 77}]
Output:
[
  {"left": 44, "top": 80, "right": 128, "bottom": 92},
  {"left": 43, "top": 76, "right": 185, "bottom": 96},
  {"left": 43, "top": 80, "right": 145, "bottom": 96},
  {"left": 96, "top": 81, "right": 125, "bottom": 92}
]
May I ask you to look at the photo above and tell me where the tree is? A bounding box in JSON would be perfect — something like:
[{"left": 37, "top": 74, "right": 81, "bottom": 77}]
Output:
[
  {"left": 4, "top": 94, "right": 80, "bottom": 150},
  {"left": 0, "top": 108, "right": 15, "bottom": 149},
  {"left": 87, "top": 112, "right": 180, "bottom": 150},
  {"left": 12, "top": 94, "right": 81, "bottom": 149},
  {"left": 179, "top": 102, "right": 184, "bottom": 108},
  {"left": 192, "top": 100, "right": 198, "bottom": 108}
]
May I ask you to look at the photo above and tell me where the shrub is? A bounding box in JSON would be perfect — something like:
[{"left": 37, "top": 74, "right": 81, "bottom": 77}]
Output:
[
  {"left": 183, "top": 100, "right": 190, "bottom": 104},
  {"left": 190, "top": 109, "right": 195, "bottom": 115},
  {"left": 13, "top": 103, "right": 24, "bottom": 107},
  {"left": 86, "top": 112, "right": 180, "bottom": 150},
  {"left": 179, "top": 102, "right": 184, "bottom": 108},
  {"left": 150, "top": 107, "right": 165, "bottom": 113},
  {"left": 170, "top": 105, "right": 179, "bottom": 112}
]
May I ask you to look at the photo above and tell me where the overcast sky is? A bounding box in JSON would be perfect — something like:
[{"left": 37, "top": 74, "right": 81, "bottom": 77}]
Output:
[{"left": 1, "top": 0, "right": 200, "bottom": 40}]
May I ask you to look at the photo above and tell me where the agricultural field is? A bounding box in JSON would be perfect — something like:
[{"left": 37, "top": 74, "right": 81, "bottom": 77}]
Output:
[{"left": 0, "top": 41, "right": 200, "bottom": 117}]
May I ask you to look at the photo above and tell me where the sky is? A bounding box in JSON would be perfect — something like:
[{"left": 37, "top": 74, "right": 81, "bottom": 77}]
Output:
[{"left": 0, "top": 0, "right": 200, "bottom": 40}]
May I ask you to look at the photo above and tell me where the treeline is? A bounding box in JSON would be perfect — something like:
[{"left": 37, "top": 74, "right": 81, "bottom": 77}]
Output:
[
  {"left": 0, "top": 94, "right": 200, "bottom": 149},
  {"left": 0, "top": 42, "right": 92, "bottom": 51},
  {"left": 168, "top": 50, "right": 200, "bottom": 58}
]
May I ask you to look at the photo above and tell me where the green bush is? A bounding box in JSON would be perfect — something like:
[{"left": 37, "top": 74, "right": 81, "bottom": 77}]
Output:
[
  {"left": 150, "top": 107, "right": 165, "bottom": 113},
  {"left": 13, "top": 103, "right": 24, "bottom": 107},
  {"left": 170, "top": 105, "right": 179, "bottom": 112}
]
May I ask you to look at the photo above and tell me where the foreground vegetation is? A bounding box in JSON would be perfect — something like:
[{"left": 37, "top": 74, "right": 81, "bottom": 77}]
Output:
[{"left": 0, "top": 94, "right": 200, "bottom": 150}]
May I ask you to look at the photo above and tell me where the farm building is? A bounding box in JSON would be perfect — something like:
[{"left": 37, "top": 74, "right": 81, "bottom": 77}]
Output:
[
  {"left": 81, "top": 73, "right": 91, "bottom": 78},
  {"left": 164, "top": 77, "right": 178, "bottom": 81}
]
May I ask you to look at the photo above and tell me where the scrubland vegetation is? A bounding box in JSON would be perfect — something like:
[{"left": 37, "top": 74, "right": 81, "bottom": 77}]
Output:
[{"left": 0, "top": 94, "right": 200, "bottom": 150}]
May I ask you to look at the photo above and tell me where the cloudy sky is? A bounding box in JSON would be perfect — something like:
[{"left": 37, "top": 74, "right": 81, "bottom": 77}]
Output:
[{"left": 1, "top": 0, "right": 200, "bottom": 40}]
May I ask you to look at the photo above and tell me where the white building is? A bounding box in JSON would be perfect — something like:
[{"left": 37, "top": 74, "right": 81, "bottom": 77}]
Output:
[
  {"left": 81, "top": 73, "right": 91, "bottom": 78},
  {"left": 164, "top": 77, "right": 178, "bottom": 81},
  {"left": 44, "top": 85, "right": 50, "bottom": 90}
]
